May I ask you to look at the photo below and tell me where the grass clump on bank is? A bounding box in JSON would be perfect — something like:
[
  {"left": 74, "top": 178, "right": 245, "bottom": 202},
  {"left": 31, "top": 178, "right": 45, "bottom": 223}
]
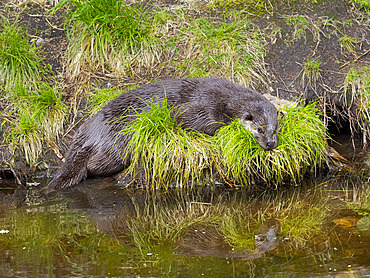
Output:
[
  {"left": 118, "top": 99, "right": 327, "bottom": 188},
  {"left": 55, "top": 0, "right": 161, "bottom": 80},
  {"left": 1, "top": 83, "right": 67, "bottom": 167},
  {"left": 342, "top": 66, "right": 370, "bottom": 147},
  {"left": 0, "top": 16, "right": 47, "bottom": 92},
  {"left": 88, "top": 85, "right": 138, "bottom": 115},
  {"left": 166, "top": 12, "right": 267, "bottom": 87},
  {"left": 207, "top": 0, "right": 273, "bottom": 14},
  {"left": 216, "top": 102, "right": 327, "bottom": 185}
]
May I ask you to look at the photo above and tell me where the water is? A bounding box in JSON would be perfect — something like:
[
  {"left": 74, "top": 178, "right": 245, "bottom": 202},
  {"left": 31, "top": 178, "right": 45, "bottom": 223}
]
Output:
[{"left": 0, "top": 176, "right": 369, "bottom": 277}]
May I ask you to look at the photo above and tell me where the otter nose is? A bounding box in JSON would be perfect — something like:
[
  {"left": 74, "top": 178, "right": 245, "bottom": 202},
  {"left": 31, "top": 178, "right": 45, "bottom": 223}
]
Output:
[{"left": 266, "top": 141, "right": 275, "bottom": 148}]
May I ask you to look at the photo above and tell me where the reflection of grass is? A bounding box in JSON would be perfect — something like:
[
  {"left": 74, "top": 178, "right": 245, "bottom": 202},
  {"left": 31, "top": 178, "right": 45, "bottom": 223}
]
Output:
[
  {"left": 127, "top": 187, "right": 329, "bottom": 255},
  {"left": 346, "top": 185, "right": 370, "bottom": 211},
  {"left": 274, "top": 192, "right": 328, "bottom": 246},
  {"left": 119, "top": 100, "right": 327, "bottom": 188},
  {"left": 0, "top": 16, "right": 46, "bottom": 92}
]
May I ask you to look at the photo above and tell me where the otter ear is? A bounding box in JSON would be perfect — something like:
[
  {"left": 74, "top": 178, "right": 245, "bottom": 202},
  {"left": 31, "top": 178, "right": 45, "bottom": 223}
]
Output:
[
  {"left": 244, "top": 112, "right": 253, "bottom": 121},
  {"left": 278, "top": 110, "right": 286, "bottom": 119}
]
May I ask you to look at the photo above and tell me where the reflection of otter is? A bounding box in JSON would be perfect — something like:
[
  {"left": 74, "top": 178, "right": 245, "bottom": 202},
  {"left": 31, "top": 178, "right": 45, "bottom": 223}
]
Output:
[
  {"left": 47, "top": 77, "right": 279, "bottom": 191},
  {"left": 176, "top": 218, "right": 281, "bottom": 259}
]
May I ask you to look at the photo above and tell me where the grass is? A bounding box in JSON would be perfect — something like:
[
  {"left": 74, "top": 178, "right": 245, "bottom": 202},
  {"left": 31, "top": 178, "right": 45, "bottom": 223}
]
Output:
[
  {"left": 117, "top": 99, "right": 327, "bottom": 188},
  {"left": 342, "top": 67, "right": 370, "bottom": 145},
  {"left": 165, "top": 12, "right": 268, "bottom": 87},
  {"left": 300, "top": 56, "right": 323, "bottom": 88},
  {"left": 281, "top": 14, "right": 321, "bottom": 43},
  {"left": 338, "top": 35, "right": 358, "bottom": 54},
  {"left": 117, "top": 97, "right": 215, "bottom": 189},
  {"left": 0, "top": 16, "right": 47, "bottom": 92},
  {"left": 350, "top": 0, "right": 370, "bottom": 13},
  {"left": 215, "top": 102, "right": 327, "bottom": 185},
  {"left": 88, "top": 85, "right": 138, "bottom": 115},
  {"left": 55, "top": 0, "right": 161, "bottom": 80},
  {"left": 207, "top": 0, "right": 273, "bottom": 14},
  {"left": 1, "top": 83, "right": 67, "bottom": 167}
]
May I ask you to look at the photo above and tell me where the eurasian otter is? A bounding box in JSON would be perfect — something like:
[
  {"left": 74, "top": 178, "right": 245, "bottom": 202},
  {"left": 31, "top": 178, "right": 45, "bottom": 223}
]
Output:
[{"left": 47, "top": 77, "right": 278, "bottom": 191}]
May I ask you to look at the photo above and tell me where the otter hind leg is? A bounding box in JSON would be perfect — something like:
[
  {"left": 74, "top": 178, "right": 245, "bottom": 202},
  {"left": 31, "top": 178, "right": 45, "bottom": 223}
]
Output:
[{"left": 46, "top": 146, "right": 94, "bottom": 192}]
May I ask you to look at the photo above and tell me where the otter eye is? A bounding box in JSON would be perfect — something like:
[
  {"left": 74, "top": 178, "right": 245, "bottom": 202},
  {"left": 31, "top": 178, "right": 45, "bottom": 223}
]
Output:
[
  {"left": 258, "top": 128, "right": 263, "bottom": 134},
  {"left": 244, "top": 112, "right": 253, "bottom": 121}
]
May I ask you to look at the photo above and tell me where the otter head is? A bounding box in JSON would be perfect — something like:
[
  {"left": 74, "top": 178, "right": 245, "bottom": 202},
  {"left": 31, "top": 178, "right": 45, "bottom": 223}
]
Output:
[{"left": 239, "top": 105, "right": 279, "bottom": 150}]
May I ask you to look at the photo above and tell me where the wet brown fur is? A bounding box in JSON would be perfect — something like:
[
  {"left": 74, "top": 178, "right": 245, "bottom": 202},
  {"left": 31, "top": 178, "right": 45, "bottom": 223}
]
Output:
[{"left": 47, "top": 77, "right": 278, "bottom": 191}]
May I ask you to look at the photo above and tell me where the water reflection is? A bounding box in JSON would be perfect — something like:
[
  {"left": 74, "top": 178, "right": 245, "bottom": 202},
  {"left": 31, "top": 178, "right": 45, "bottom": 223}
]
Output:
[{"left": 0, "top": 178, "right": 369, "bottom": 277}]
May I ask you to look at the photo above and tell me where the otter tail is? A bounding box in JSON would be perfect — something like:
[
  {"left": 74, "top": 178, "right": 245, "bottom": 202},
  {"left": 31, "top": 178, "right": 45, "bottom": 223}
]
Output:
[{"left": 46, "top": 146, "right": 93, "bottom": 193}]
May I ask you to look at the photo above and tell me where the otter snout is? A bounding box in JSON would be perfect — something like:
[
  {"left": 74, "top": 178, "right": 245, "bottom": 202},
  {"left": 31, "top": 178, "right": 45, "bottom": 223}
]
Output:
[{"left": 266, "top": 140, "right": 276, "bottom": 149}]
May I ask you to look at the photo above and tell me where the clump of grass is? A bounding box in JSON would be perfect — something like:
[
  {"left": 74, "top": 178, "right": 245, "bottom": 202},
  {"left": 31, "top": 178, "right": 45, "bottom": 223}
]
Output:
[
  {"left": 342, "top": 67, "right": 370, "bottom": 147},
  {"left": 118, "top": 98, "right": 327, "bottom": 188},
  {"left": 118, "top": 98, "right": 215, "bottom": 188},
  {"left": 0, "top": 16, "right": 46, "bottom": 92},
  {"left": 350, "top": 0, "right": 370, "bottom": 13},
  {"left": 215, "top": 102, "right": 328, "bottom": 185},
  {"left": 2, "top": 83, "right": 67, "bottom": 166},
  {"left": 301, "top": 56, "right": 323, "bottom": 87},
  {"left": 338, "top": 35, "right": 358, "bottom": 54},
  {"left": 55, "top": 0, "right": 161, "bottom": 80},
  {"left": 88, "top": 85, "right": 138, "bottom": 115},
  {"left": 207, "top": 0, "right": 273, "bottom": 14},
  {"left": 168, "top": 12, "right": 268, "bottom": 87},
  {"left": 281, "top": 14, "right": 320, "bottom": 43}
]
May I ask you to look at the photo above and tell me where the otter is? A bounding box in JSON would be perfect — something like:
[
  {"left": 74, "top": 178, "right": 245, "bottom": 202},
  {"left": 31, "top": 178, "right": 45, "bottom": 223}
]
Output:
[{"left": 47, "top": 77, "right": 278, "bottom": 191}]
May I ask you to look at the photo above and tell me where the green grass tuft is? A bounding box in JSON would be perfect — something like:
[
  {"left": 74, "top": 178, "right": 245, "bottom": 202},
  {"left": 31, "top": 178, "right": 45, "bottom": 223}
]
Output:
[
  {"left": 167, "top": 12, "right": 267, "bottom": 87},
  {"left": 1, "top": 83, "right": 67, "bottom": 166},
  {"left": 0, "top": 16, "right": 46, "bottom": 92},
  {"left": 118, "top": 97, "right": 215, "bottom": 189},
  {"left": 215, "top": 103, "right": 327, "bottom": 185},
  {"left": 343, "top": 66, "right": 370, "bottom": 143},
  {"left": 55, "top": 0, "right": 161, "bottom": 80},
  {"left": 207, "top": 0, "right": 273, "bottom": 14}
]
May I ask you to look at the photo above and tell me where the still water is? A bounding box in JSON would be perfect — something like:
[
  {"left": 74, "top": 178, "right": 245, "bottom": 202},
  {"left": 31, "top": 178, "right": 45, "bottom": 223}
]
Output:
[{"left": 0, "top": 175, "right": 369, "bottom": 277}]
